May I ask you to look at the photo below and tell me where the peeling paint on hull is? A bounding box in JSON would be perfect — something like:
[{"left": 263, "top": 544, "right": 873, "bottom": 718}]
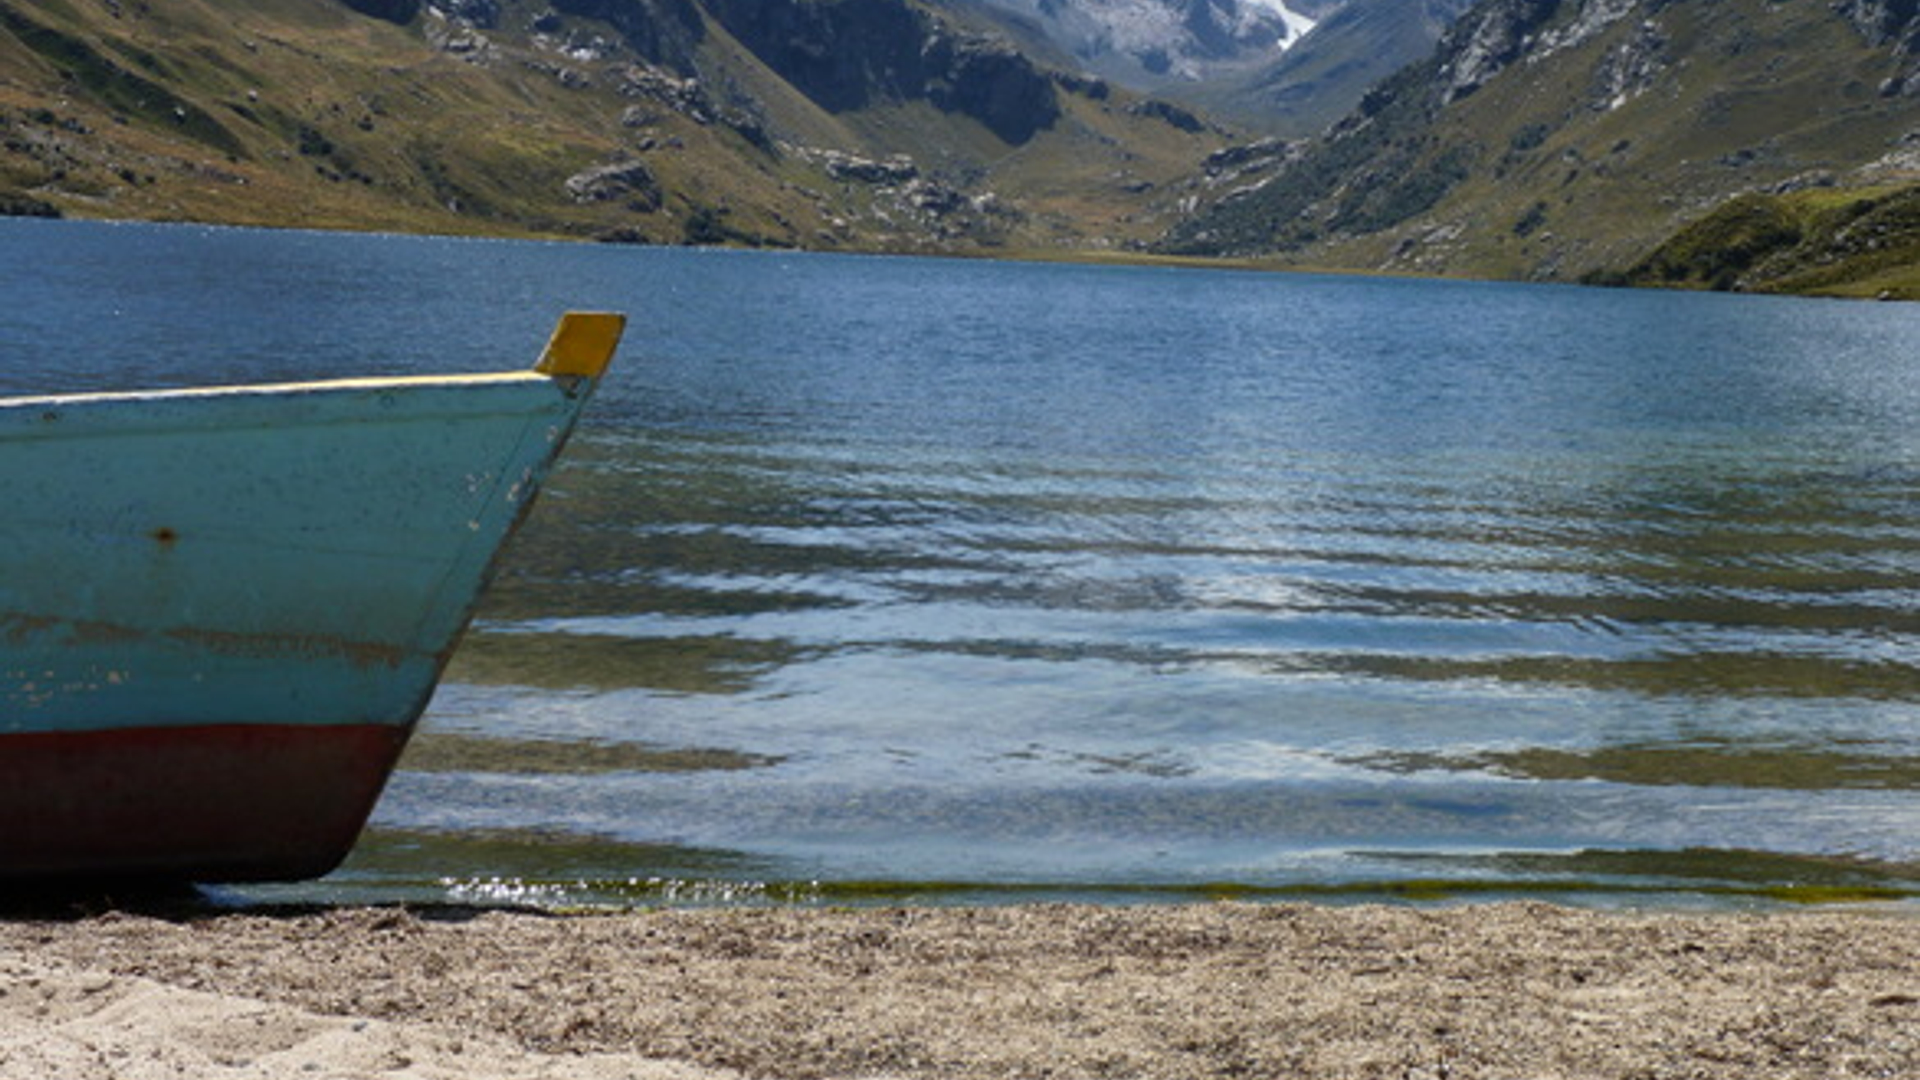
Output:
[{"left": 0, "top": 313, "right": 624, "bottom": 882}]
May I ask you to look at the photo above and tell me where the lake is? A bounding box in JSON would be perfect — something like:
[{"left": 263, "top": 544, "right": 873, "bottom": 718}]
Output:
[{"left": 5, "top": 217, "right": 1919, "bottom": 908}]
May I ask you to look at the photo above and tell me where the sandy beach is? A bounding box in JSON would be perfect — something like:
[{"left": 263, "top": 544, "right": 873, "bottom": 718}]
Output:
[{"left": 0, "top": 901, "right": 1916, "bottom": 1079}]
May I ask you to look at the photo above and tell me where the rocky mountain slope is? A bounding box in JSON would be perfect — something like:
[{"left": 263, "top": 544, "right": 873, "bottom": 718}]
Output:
[
  {"left": 1160, "top": 0, "right": 1920, "bottom": 296},
  {"left": 0, "top": 0, "right": 1228, "bottom": 251}
]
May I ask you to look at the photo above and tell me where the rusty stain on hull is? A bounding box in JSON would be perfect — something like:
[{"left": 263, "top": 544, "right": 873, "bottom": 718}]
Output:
[
  {"left": 3, "top": 610, "right": 406, "bottom": 668},
  {"left": 161, "top": 624, "right": 412, "bottom": 671}
]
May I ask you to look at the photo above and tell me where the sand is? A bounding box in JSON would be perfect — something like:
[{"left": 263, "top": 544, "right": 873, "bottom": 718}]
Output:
[{"left": 1, "top": 901, "right": 1917, "bottom": 1079}]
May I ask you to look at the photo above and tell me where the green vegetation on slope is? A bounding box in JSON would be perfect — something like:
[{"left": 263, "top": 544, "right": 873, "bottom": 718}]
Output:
[
  {"left": 0, "top": 0, "right": 1226, "bottom": 253},
  {"left": 1159, "top": 0, "right": 1920, "bottom": 295},
  {"left": 1606, "top": 184, "right": 1920, "bottom": 299}
]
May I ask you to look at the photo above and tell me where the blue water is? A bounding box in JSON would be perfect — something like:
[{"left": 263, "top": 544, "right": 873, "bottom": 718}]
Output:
[{"left": 6, "top": 217, "right": 1920, "bottom": 907}]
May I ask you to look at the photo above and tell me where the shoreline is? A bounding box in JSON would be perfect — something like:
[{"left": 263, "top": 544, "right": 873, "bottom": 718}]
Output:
[
  {"left": 4, "top": 901, "right": 1916, "bottom": 1078},
  {"left": 7, "top": 209, "right": 1909, "bottom": 302}
]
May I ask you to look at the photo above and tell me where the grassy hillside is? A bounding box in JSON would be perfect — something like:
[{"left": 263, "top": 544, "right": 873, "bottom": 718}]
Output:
[
  {"left": 1607, "top": 184, "right": 1920, "bottom": 300},
  {"left": 1160, "top": 0, "right": 1920, "bottom": 296},
  {"left": 0, "top": 0, "right": 1226, "bottom": 251},
  {"left": 1, "top": 0, "right": 627, "bottom": 235}
]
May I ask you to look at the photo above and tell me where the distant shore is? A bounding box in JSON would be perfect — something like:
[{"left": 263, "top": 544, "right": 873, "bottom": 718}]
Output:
[
  {"left": 3, "top": 901, "right": 1916, "bottom": 1079},
  {"left": 12, "top": 209, "right": 1916, "bottom": 302}
]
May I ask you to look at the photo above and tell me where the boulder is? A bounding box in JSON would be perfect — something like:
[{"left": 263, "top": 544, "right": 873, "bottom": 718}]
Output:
[{"left": 565, "top": 159, "right": 662, "bottom": 210}]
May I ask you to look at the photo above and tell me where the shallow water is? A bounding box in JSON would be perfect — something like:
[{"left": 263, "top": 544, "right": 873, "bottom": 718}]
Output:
[{"left": 5, "top": 218, "right": 1919, "bottom": 908}]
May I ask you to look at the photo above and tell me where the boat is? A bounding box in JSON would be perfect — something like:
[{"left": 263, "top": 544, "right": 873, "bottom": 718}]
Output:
[{"left": 0, "top": 311, "right": 625, "bottom": 883}]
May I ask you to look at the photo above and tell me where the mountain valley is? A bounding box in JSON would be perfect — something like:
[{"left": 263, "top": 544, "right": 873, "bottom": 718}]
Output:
[
  {"left": 0, "top": 0, "right": 1231, "bottom": 252},
  {"left": 4, "top": 0, "right": 1920, "bottom": 297}
]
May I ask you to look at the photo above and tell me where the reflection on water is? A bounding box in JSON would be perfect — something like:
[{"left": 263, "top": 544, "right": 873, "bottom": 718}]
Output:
[
  {"left": 478, "top": 424, "right": 1920, "bottom": 708},
  {"left": 5, "top": 219, "right": 1919, "bottom": 907}
]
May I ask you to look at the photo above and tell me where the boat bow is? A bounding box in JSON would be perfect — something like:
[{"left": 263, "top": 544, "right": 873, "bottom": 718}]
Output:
[{"left": 0, "top": 312, "right": 625, "bottom": 881}]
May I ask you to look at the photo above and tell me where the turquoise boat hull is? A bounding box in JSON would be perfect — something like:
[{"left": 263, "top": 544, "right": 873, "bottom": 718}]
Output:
[{"left": 0, "top": 313, "right": 624, "bottom": 882}]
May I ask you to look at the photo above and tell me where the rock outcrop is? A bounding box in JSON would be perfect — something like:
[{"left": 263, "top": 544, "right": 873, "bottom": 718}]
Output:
[
  {"left": 565, "top": 158, "right": 662, "bottom": 209},
  {"left": 1436, "top": 0, "right": 1564, "bottom": 103},
  {"left": 336, "top": 0, "right": 419, "bottom": 25},
  {"left": 1834, "top": 0, "right": 1920, "bottom": 91},
  {"left": 700, "top": 0, "right": 1060, "bottom": 144},
  {"left": 550, "top": 0, "right": 706, "bottom": 70}
]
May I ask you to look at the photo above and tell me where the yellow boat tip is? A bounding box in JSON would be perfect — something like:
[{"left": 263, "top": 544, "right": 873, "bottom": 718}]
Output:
[{"left": 535, "top": 312, "right": 626, "bottom": 378}]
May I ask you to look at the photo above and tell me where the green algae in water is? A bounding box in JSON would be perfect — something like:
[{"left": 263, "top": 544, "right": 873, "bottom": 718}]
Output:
[
  {"left": 443, "top": 629, "right": 813, "bottom": 695},
  {"left": 279, "top": 834, "right": 1920, "bottom": 912},
  {"left": 1346, "top": 740, "right": 1920, "bottom": 791},
  {"left": 397, "top": 732, "right": 782, "bottom": 776}
]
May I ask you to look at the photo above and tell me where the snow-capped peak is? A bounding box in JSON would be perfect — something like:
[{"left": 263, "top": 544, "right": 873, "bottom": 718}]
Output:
[
  {"left": 1242, "top": 0, "right": 1319, "bottom": 43},
  {"left": 973, "top": 0, "right": 1320, "bottom": 87}
]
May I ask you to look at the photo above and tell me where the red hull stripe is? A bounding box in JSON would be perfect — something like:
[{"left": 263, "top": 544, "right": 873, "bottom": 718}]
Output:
[{"left": 0, "top": 723, "right": 410, "bottom": 882}]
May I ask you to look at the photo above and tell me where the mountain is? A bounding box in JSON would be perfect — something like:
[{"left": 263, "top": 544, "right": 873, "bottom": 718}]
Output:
[
  {"left": 0, "top": 0, "right": 1229, "bottom": 251},
  {"left": 952, "top": 0, "right": 1475, "bottom": 135},
  {"left": 1207, "top": 0, "right": 1473, "bottom": 133},
  {"left": 956, "top": 0, "right": 1319, "bottom": 88},
  {"left": 1159, "top": 0, "right": 1920, "bottom": 297}
]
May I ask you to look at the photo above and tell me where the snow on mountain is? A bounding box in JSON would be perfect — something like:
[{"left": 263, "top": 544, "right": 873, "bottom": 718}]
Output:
[
  {"left": 1242, "top": 0, "right": 1321, "bottom": 42},
  {"left": 969, "top": 0, "right": 1321, "bottom": 86}
]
